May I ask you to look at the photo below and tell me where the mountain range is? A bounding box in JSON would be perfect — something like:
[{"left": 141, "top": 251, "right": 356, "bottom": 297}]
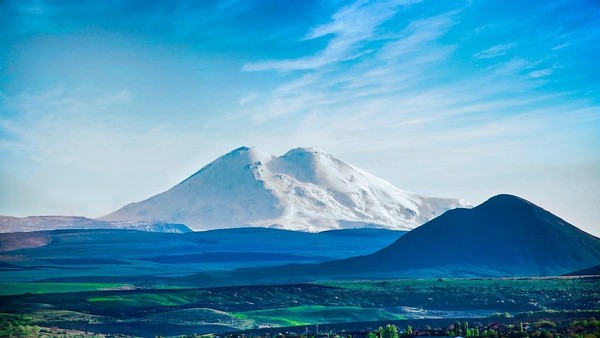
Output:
[
  {"left": 1, "top": 193, "right": 598, "bottom": 283},
  {"left": 102, "top": 146, "right": 468, "bottom": 232},
  {"left": 0, "top": 216, "right": 191, "bottom": 234}
]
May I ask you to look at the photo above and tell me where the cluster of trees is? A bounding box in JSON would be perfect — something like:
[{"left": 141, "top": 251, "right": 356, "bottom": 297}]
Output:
[
  {"left": 365, "top": 325, "right": 402, "bottom": 338},
  {"left": 252, "top": 320, "right": 599, "bottom": 338},
  {"left": 380, "top": 319, "right": 600, "bottom": 338},
  {"left": 0, "top": 314, "right": 40, "bottom": 338},
  {"left": 448, "top": 321, "right": 479, "bottom": 337},
  {"left": 569, "top": 320, "right": 600, "bottom": 330}
]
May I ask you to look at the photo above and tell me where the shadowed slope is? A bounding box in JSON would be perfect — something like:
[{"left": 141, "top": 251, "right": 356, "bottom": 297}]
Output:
[
  {"left": 194, "top": 195, "right": 600, "bottom": 285},
  {"left": 352, "top": 194, "right": 600, "bottom": 276}
]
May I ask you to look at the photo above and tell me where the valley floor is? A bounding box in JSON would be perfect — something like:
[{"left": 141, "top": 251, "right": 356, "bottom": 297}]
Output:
[{"left": 0, "top": 276, "right": 598, "bottom": 337}]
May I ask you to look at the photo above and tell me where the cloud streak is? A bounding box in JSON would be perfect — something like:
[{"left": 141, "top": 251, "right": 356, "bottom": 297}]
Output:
[
  {"left": 473, "top": 43, "right": 516, "bottom": 59},
  {"left": 242, "top": 1, "right": 417, "bottom": 72}
]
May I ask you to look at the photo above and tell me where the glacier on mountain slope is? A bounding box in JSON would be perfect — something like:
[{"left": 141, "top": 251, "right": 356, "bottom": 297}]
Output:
[{"left": 102, "top": 146, "right": 469, "bottom": 232}]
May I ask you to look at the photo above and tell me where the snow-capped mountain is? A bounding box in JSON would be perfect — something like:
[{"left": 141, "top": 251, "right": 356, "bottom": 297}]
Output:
[
  {"left": 102, "top": 146, "right": 468, "bottom": 232},
  {"left": 0, "top": 215, "right": 191, "bottom": 234}
]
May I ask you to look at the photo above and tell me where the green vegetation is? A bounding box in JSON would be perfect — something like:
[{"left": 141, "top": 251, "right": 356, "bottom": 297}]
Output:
[
  {"left": 0, "top": 282, "right": 130, "bottom": 296},
  {"left": 0, "top": 312, "right": 110, "bottom": 337},
  {"left": 318, "top": 277, "right": 600, "bottom": 310},
  {"left": 0, "top": 313, "right": 40, "bottom": 338},
  {"left": 87, "top": 292, "right": 193, "bottom": 307},
  {"left": 0, "top": 277, "right": 598, "bottom": 337},
  {"left": 382, "top": 324, "right": 399, "bottom": 338},
  {"left": 233, "top": 306, "right": 406, "bottom": 327},
  {"left": 149, "top": 307, "right": 249, "bottom": 327},
  {"left": 374, "top": 318, "right": 600, "bottom": 338}
]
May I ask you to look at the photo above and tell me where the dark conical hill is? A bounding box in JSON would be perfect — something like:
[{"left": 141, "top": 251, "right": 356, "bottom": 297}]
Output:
[{"left": 355, "top": 194, "right": 600, "bottom": 276}]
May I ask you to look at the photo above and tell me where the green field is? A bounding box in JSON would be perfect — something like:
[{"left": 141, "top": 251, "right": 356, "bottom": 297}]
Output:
[
  {"left": 87, "top": 292, "right": 198, "bottom": 307},
  {"left": 0, "top": 282, "right": 131, "bottom": 296},
  {"left": 233, "top": 305, "right": 406, "bottom": 327}
]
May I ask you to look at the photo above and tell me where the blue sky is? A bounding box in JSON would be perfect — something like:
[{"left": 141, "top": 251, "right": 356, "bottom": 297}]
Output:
[{"left": 1, "top": 0, "right": 599, "bottom": 235}]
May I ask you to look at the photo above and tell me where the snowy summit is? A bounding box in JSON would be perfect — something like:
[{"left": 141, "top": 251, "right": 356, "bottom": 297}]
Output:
[{"left": 102, "top": 146, "right": 468, "bottom": 232}]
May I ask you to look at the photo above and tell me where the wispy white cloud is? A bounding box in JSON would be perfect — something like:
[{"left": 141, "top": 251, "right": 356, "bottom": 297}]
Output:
[
  {"left": 242, "top": 10, "right": 459, "bottom": 122},
  {"left": 377, "top": 12, "right": 455, "bottom": 60},
  {"left": 529, "top": 68, "right": 554, "bottom": 78},
  {"left": 473, "top": 43, "right": 516, "bottom": 59},
  {"left": 551, "top": 43, "right": 569, "bottom": 51},
  {"left": 239, "top": 92, "right": 259, "bottom": 106},
  {"left": 242, "top": 1, "right": 419, "bottom": 72}
]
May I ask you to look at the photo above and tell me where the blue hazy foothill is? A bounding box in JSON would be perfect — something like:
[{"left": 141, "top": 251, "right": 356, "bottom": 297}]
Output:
[{"left": 0, "top": 227, "right": 405, "bottom": 283}]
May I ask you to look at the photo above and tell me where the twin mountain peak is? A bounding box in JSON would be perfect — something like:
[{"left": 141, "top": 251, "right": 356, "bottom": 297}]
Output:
[{"left": 102, "top": 146, "right": 469, "bottom": 232}]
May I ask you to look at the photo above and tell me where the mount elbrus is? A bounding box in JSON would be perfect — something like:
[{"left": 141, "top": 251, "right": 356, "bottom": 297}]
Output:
[{"left": 103, "top": 146, "right": 468, "bottom": 232}]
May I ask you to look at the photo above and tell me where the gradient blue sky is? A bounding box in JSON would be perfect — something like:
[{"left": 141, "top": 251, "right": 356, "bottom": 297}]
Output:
[{"left": 1, "top": 0, "right": 599, "bottom": 235}]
